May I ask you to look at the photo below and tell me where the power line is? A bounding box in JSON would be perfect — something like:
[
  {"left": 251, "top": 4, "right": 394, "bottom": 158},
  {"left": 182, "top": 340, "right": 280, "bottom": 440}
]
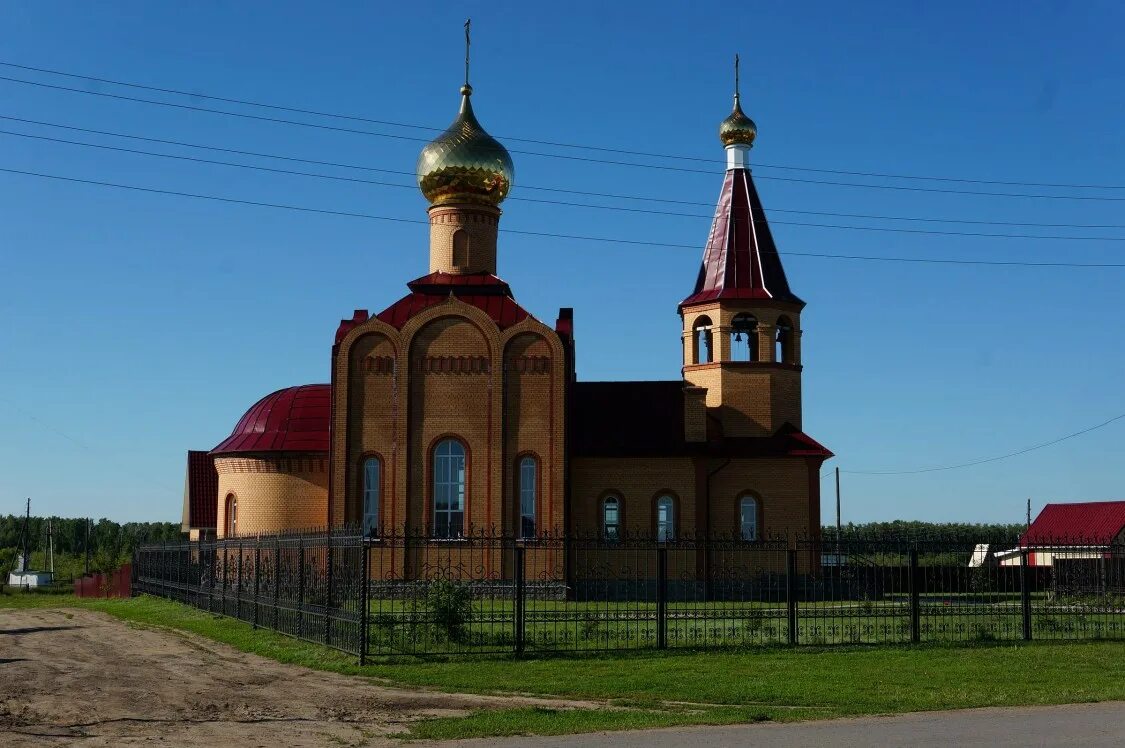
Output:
[
  {"left": 841, "top": 412, "right": 1125, "bottom": 475},
  {"left": 3, "top": 59, "right": 1125, "bottom": 192},
  {"left": 8, "top": 127, "right": 1125, "bottom": 243},
  {"left": 5, "top": 164, "right": 1125, "bottom": 268},
  {"left": 5, "top": 73, "right": 1125, "bottom": 202},
  {"left": 9, "top": 112, "right": 1125, "bottom": 230}
]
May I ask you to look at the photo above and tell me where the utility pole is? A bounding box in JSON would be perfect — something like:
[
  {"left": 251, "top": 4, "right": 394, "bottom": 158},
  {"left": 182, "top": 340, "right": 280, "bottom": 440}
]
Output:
[
  {"left": 21, "top": 498, "right": 31, "bottom": 572},
  {"left": 1026, "top": 499, "right": 1032, "bottom": 532},
  {"left": 835, "top": 467, "right": 842, "bottom": 538},
  {"left": 48, "top": 518, "right": 54, "bottom": 574},
  {"left": 85, "top": 518, "right": 91, "bottom": 576}
]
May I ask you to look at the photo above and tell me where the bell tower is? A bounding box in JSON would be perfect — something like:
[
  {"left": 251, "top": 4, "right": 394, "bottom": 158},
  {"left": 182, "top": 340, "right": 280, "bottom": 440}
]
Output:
[{"left": 680, "top": 57, "right": 805, "bottom": 438}]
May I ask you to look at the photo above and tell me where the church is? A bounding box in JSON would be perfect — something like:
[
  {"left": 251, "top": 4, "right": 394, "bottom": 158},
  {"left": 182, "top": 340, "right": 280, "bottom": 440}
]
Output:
[{"left": 182, "top": 58, "right": 832, "bottom": 546}]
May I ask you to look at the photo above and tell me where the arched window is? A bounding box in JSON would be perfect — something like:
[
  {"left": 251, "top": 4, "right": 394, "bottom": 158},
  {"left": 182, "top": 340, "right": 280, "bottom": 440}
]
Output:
[
  {"left": 225, "top": 494, "right": 237, "bottom": 537},
  {"left": 656, "top": 495, "right": 675, "bottom": 541},
  {"left": 362, "top": 456, "right": 381, "bottom": 537},
  {"left": 730, "top": 313, "right": 758, "bottom": 362},
  {"left": 602, "top": 496, "right": 621, "bottom": 541},
  {"left": 775, "top": 316, "right": 794, "bottom": 364},
  {"left": 692, "top": 316, "right": 713, "bottom": 364},
  {"left": 433, "top": 439, "right": 466, "bottom": 538},
  {"left": 452, "top": 229, "right": 469, "bottom": 268},
  {"left": 740, "top": 496, "right": 759, "bottom": 541},
  {"left": 519, "top": 456, "right": 537, "bottom": 538}
]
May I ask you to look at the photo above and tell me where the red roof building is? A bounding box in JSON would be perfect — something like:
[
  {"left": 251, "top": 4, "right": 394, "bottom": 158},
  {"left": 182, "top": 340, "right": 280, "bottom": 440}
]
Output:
[{"left": 1022, "top": 501, "right": 1125, "bottom": 546}]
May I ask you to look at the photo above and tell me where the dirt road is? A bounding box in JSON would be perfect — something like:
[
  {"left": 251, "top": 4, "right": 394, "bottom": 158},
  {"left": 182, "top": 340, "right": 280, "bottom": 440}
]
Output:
[{"left": 0, "top": 607, "right": 597, "bottom": 747}]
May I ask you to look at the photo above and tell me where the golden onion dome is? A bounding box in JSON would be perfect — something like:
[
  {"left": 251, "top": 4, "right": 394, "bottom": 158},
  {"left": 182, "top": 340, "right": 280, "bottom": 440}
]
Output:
[
  {"left": 417, "top": 84, "right": 514, "bottom": 207},
  {"left": 719, "top": 93, "right": 757, "bottom": 147}
]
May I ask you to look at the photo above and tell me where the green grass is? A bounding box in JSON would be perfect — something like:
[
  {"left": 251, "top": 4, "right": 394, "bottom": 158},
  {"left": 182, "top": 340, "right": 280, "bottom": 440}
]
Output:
[{"left": 4, "top": 591, "right": 1125, "bottom": 741}]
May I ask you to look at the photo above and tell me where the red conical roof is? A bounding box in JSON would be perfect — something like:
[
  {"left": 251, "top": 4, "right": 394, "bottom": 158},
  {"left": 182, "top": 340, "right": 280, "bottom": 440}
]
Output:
[{"left": 681, "top": 168, "right": 802, "bottom": 308}]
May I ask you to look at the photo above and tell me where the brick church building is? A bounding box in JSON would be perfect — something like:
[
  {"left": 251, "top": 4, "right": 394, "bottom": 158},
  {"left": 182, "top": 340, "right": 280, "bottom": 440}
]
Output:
[{"left": 182, "top": 65, "right": 832, "bottom": 545}]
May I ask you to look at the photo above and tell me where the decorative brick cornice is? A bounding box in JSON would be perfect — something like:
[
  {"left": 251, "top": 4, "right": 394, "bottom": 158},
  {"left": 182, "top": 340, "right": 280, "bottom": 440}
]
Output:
[
  {"left": 214, "top": 456, "right": 330, "bottom": 474},
  {"left": 419, "top": 356, "right": 492, "bottom": 374}
]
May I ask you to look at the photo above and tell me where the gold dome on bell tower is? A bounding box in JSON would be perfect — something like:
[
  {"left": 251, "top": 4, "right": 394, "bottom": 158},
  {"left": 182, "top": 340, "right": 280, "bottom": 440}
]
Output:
[
  {"left": 417, "top": 20, "right": 514, "bottom": 208},
  {"left": 719, "top": 54, "right": 757, "bottom": 147}
]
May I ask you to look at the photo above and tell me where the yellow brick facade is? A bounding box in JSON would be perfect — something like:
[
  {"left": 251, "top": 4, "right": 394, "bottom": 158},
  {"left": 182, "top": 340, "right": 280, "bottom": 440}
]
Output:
[{"left": 215, "top": 456, "right": 328, "bottom": 538}]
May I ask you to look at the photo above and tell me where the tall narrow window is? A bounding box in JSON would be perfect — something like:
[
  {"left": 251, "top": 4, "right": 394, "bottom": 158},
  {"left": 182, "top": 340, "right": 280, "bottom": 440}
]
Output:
[
  {"left": 452, "top": 229, "right": 469, "bottom": 268},
  {"left": 731, "top": 313, "right": 758, "bottom": 362},
  {"left": 740, "top": 496, "right": 758, "bottom": 541},
  {"left": 519, "top": 456, "right": 537, "bottom": 538},
  {"left": 433, "top": 439, "right": 466, "bottom": 538},
  {"left": 775, "top": 317, "right": 793, "bottom": 364},
  {"left": 656, "top": 495, "right": 675, "bottom": 541},
  {"left": 692, "top": 316, "right": 713, "bottom": 364},
  {"left": 362, "top": 456, "right": 381, "bottom": 537},
  {"left": 602, "top": 496, "right": 621, "bottom": 541},
  {"left": 225, "top": 494, "right": 237, "bottom": 537}
]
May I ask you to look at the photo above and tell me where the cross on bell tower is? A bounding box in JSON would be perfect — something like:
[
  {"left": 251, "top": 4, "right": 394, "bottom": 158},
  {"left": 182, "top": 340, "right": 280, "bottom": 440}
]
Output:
[{"left": 679, "top": 56, "right": 805, "bottom": 437}]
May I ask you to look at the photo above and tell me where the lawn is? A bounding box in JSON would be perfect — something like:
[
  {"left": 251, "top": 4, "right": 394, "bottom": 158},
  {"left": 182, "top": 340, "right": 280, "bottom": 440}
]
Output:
[{"left": 3, "top": 590, "right": 1124, "bottom": 741}]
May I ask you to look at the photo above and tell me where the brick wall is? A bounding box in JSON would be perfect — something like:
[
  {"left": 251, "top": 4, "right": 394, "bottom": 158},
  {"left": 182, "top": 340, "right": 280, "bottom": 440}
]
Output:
[
  {"left": 215, "top": 456, "right": 328, "bottom": 537},
  {"left": 427, "top": 204, "right": 500, "bottom": 275}
]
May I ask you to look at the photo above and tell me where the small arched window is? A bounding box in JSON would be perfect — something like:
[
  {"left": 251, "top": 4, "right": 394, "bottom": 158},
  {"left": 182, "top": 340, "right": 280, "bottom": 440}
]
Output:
[
  {"left": 775, "top": 316, "right": 794, "bottom": 364},
  {"left": 602, "top": 496, "right": 621, "bottom": 541},
  {"left": 433, "top": 439, "right": 467, "bottom": 538},
  {"left": 452, "top": 229, "right": 469, "bottom": 268},
  {"left": 362, "top": 456, "right": 381, "bottom": 537},
  {"left": 731, "top": 313, "right": 758, "bottom": 362},
  {"left": 656, "top": 495, "right": 675, "bottom": 541},
  {"left": 519, "top": 456, "right": 537, "bottom": 538},
  {"left": 692, "top": 316, "right": 713, "bottom": 364},
  {"left": 225, "top": 493, "right": 237, "bottom": 537},
  {"left": 740, "top": 496, "right": 759, "bottom": 541}
]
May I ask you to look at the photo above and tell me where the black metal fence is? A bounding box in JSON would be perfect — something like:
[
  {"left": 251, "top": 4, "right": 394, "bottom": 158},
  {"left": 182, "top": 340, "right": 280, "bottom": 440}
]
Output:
[
  {"left": 133, "top": 528, "right": 366, "bottom": 656},
  {"left": 134, "top": 529, "right": 1125, "bottom": 661}
]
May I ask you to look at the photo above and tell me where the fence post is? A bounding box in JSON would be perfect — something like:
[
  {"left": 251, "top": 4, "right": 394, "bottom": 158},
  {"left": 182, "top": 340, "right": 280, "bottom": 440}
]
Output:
[
  {"left": 237, "top": 540, "right": 244, "bottom": 621},
  {"left": 207, "top": 542, "right": 215, "bottom": 613},
  {"left": 253, "top": 540, "right": 261, "bottom": 630},
  {"left": 274, "top": 536, "right": 281, "bottom": 631},
  {"left": 909, "top": 547, "right": 921, "bottom": 644},
  {"left": 298, "top": 538, "right": 306, "bottom": 639},
  {"left": 325, "top": 534, "right": 334, "bottom": 647},
  {"left": 656, "top": 545, "right": 669, "bottom": 649},
  {"left": 786, "top": 548, "right": 798, "bottom": 646},
  {"left": 1021, "top": 549, "right": 1033, "bottom": 641},
  {"left": 514, "top": 544, "right": 526, "bottom": 656},
  {"left": 359, "top": 536, "right": 370, "bottom": 665}
]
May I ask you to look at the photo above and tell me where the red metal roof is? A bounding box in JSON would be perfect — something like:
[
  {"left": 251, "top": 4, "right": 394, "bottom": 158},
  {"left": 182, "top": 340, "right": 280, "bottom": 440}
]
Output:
[
  {"left": 211, "top": 384, "right": 331, "bottom": 455},
  {"left": 335, "top": 273, "right": 533, "bottom": 343},
  {"left": 681, "top": 168, "right": 802, "bottom": 308},
  {"left": 374, "top": 272, "right": 531, "bottom": 331},
  {"left": 1022, "top": 501, "right": 1125, "bottom": 546},
  {"left": 183, "top": 450, "right": 218, "bottom": 529},
  {"left": 570, "top": 380, "right": 831, "bottom": 458}
]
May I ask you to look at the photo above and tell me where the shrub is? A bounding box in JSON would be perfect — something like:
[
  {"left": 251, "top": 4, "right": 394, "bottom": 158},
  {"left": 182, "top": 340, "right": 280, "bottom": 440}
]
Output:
[{"left": 425, "top": 579, "right": 474, "bottom": 642}]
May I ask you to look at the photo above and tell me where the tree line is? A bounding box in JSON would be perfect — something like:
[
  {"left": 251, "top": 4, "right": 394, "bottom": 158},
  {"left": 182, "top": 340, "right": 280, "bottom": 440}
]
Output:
[
  {"left": 824, "top": 520, "right": 1027, "bottom": 544},
  {"left": 1, "top": 515, "right": 181, "bottom": 579}
]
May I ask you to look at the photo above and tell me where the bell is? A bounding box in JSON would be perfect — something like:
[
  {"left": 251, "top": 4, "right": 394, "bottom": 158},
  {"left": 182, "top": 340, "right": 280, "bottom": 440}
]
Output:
[{"left": 734, "top": 332, "right": 743, "bottom": 342}]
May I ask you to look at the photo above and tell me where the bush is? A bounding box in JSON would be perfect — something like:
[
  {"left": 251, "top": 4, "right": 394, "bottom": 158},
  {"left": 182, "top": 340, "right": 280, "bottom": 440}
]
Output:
[{"left": 425, "top": 580, "right": 474, "bottom": 642}]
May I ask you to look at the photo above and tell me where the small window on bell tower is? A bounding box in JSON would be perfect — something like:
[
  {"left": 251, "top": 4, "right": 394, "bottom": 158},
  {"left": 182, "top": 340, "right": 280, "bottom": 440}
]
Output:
[
  {"left": 692, "top": 316, "right": 713, "bottom": 364},
  {"left": 731, "top": 314, "right": 758, "bottom": 362},
  {"left": 775, "top": 316, "right": 794, "bottom": 364},
  {"left": 452, "top": 229, "right": 470, "bottom": 269}
]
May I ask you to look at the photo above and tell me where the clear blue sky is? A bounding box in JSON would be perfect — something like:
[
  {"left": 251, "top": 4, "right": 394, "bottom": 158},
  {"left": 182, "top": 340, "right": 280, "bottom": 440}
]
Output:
[{"left": 1, "top": 2, "right": 1122, "bottom": 524}]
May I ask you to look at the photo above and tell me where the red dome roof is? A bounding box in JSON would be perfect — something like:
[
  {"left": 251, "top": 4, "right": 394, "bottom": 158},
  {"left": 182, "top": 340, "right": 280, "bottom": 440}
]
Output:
[{"left": 211, "top": 384, "right": 330, "bottom": 455}]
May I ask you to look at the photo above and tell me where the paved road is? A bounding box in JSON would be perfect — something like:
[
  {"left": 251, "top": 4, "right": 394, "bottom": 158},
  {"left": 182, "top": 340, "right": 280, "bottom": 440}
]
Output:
[{"left": 433, "top": 701, "right": 1125, "bottom": 747}]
